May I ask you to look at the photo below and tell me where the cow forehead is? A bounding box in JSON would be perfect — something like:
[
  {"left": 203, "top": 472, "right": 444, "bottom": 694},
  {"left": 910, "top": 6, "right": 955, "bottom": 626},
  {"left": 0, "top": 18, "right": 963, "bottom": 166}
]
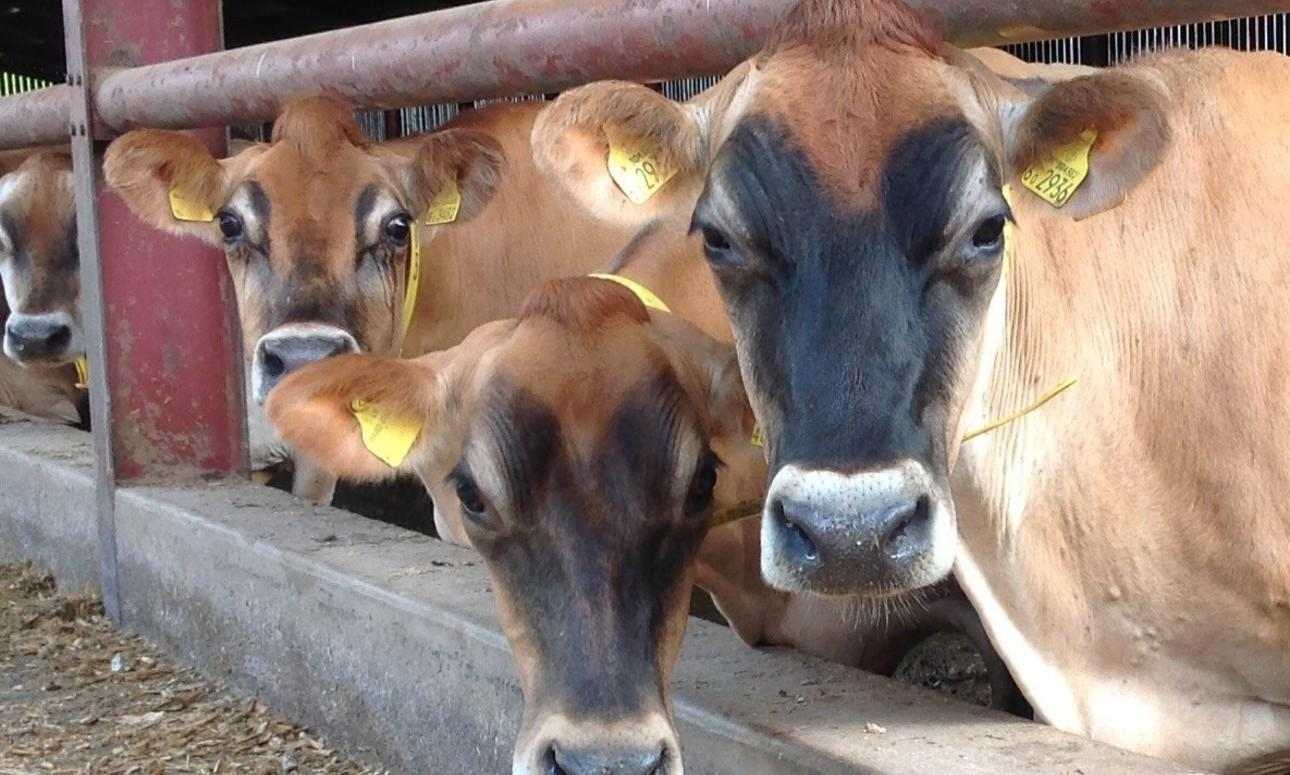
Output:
[
  {"left": 491, "top": 321, "right": 688, "bottom": 443},
  {"left": 242, "top": 141, "right": 398, "bottom": 221},
  {"left": 733, "top": 46, "right": 963, "bottom": 209},
  {"left": 0, "top": 162, "right": 75, "bottom": 256}
]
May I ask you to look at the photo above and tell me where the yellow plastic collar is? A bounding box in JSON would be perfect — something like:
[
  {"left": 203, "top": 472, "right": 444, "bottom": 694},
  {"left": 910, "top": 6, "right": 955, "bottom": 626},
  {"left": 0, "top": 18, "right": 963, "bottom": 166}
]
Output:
[
  {"left": 73, "top": 356, "right": 89, "bottom": 390},
  {"left": 587, "top": 273, "right": 671, "bottom": 313},
  {"left": 400, "top": 223, "right": 423, "bottom": 353}
]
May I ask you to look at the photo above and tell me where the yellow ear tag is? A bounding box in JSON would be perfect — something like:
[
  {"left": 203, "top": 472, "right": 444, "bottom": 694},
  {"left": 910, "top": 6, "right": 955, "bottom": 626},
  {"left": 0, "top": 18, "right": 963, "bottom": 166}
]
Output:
[
  {"left": 423, "top": 179, "right": 461, "bottom": 226},
  {"left": 1020, "top": 128, "right": 1097, "bottom": 208},
  {"left": 350, "top": 399, "right": 420, "bottom": 468},
  {"left": 606, "top": 139, "right": 676, "bottom": 204},
  {"left": 167, "top": 187, "right": 215, "bottom": 222},
  {"left": 749, "top": 423, "right": 766, "bottom": 448},
  {"left": 73, "top": 356, "right": 89, "bottom": 390}
]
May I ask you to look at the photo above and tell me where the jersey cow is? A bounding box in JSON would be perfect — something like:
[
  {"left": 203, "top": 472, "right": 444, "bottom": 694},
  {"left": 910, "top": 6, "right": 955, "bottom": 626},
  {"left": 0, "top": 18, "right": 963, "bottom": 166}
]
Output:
[
  {"left": 104, "top": 96, "right": 638, "bottom": 503},
  {"left": 0, "top": 150, "right": 85, "bottom": 425},
  {"left": 538, "top": 0, "right": 1290, "bottom": 768},
  {"left": 268, "top": 277, "right": 757, "bottom": 775}
]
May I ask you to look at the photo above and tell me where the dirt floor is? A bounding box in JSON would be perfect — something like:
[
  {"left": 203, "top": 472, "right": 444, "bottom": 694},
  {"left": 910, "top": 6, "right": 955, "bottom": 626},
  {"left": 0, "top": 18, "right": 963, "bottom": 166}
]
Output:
[{"left": 0, "top": 562, "right": 381, "bottom": 775}]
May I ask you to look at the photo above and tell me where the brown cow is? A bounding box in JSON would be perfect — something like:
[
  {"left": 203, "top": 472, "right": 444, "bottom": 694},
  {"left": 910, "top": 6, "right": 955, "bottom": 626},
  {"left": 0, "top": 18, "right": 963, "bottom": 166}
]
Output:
[
  {"left": 267, "top": 277, "right": 756, "bottom": 775},
  {"left": 104, "top": 96, "right": 638, "bottom": 503},
  {"left": 0, "top": 150, "right": 84, "bottom": 424},
  {"left": 533, "top": 0, "right": 1290, "bottom": 768}
]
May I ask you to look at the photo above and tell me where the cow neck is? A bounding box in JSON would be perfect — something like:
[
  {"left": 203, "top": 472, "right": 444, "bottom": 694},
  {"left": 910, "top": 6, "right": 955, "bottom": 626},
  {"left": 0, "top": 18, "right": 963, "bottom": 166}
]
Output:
[{"left": 949, "top": 194, "right": 1094, "bottom": 737}]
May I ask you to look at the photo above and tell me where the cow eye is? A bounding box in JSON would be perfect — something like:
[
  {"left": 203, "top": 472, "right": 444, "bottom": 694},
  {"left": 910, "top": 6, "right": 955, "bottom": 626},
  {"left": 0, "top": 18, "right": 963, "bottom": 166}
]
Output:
[
  {"left": 454, "top": 472, "right": 487, "bottom": 519},
  {"left": 217, "top": 211, "right": 243, "bottom": 241},
  {"left": 384, "top": 213, "right": 412, "bottom": 244},
  {"left": 685, "top": 452, "right": 720, "bottom": 514},
  {"left": 701, "top": 225, "right": 731, "bottom": 254},
  {"left": 970, "top": 214, "right": 1006, "bottom": 252}
]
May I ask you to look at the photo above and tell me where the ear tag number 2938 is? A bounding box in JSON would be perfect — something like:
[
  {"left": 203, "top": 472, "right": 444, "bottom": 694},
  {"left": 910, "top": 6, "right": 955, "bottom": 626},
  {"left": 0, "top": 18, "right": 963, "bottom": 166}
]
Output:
[
  {"left": 607, "top": 141, "right": 676, "bottom": 204},
  {"left": 1021, "top": 128, "right": 1098, "bottom": 208}
]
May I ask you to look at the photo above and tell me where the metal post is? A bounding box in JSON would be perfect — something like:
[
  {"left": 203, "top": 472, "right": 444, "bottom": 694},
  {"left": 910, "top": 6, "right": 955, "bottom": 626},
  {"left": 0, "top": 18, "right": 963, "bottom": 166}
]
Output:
[{"left": 63, "top": 0, "right": 246, "bottom": 621}]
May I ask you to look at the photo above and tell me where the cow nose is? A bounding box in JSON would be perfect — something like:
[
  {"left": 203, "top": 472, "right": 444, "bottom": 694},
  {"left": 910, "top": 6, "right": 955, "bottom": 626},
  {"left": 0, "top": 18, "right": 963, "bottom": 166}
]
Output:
[
  {"left": 4, "top": 315, "right": 72, "bottom": 362},
  {"left": 760, "top": 461, "right": 954, "bottom": 595},
  {"left": 548, "top": 743, "right": 666, "bottom": 775},
  {"left": 253, "top": 328, "right": 358, "bottom": 402}
]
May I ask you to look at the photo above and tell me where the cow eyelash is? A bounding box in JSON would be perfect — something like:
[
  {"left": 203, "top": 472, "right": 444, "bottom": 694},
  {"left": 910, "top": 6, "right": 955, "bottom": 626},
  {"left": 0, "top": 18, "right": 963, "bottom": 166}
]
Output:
[{"left": 447, "top": 467, "right": 489, "bottom": 523}]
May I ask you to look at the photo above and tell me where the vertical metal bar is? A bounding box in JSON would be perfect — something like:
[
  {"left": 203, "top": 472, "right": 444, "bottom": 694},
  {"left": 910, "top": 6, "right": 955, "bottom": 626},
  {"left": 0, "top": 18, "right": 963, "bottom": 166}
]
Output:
[{"left": 63, "top": 0, "right": 245, "bottom": 621}]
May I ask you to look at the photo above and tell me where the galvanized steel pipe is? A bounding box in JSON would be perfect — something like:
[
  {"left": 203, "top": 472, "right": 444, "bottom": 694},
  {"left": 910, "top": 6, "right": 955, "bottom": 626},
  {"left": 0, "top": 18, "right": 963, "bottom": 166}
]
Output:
[{"left": 2, "top": 0, "right": 1290, "bottom": 146}]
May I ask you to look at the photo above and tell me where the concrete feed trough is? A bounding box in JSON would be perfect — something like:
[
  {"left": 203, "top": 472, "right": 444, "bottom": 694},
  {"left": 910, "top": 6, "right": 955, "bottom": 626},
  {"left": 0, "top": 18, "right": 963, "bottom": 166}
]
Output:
[{"left": 0, "top": 411, "right": 1187, "bottom": 774}]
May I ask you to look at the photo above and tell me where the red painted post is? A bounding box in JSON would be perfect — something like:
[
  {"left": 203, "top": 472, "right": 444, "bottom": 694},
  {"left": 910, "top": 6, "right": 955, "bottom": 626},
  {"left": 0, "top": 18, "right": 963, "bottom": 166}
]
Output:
[{"left": 72, "top": 0, "right": 247, "bottom": 485}]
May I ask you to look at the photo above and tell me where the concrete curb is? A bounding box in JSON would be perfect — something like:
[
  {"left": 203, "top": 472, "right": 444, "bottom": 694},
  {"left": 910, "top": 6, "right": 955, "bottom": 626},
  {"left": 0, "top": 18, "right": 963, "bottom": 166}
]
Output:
[{"left": 0, "top": 414, "right": 1191, "bottom": 774}]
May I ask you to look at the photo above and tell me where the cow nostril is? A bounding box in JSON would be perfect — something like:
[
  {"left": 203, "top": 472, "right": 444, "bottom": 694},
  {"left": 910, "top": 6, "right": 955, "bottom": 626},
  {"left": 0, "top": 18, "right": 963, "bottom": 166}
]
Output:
[
  {"left": 45, "top": 325, "right": 70, "bottom": 352},
  {"left": 773, "top": 499, "right": 819, "bottom": 562},
  {"left": 260, "top": 349, "right": 287, "bottom": 382},
  {"left": 548, "top": 742, "right": 666, "bottom": 775},
  {"left": 878, "top": 496, "right": 931, "bottom": 557}
]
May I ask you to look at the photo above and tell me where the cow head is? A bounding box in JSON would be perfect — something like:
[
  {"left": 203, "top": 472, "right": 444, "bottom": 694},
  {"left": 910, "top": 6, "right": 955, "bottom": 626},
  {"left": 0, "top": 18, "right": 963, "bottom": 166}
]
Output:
[
  {"left": 0, "top": 152, "right": 81, "bottom": 366},
  {"left": 104, "top": 95, "right": 504, "bottom": 405},
  {"left": 536, "top": 0, "right": 1169, "bottom": 596},
  {"left": 267, "top": 278, "right": 757, "bottom": 774}
]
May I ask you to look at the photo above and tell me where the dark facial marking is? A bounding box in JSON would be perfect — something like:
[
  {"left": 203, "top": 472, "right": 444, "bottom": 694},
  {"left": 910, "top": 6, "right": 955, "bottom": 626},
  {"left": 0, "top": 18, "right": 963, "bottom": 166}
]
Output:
[
  {"left": 480, "top": 383, "right": 563, "bottom": 519},
  {"left": 882, "top": 117, "right": 990, "bottom": 263},
  {"left": 244, "top": 180, "right": 272, "bottom": 254},
  {"left": 467, "top": 375, "right": 705, "bottom": 718},
  {"left": 353, "top": 184, "right": 379, "bottom": 245},
  {"left": 700, "top": 115, "right": 989, "bottom": 473},
  {"left": 1, "top": 209, "right": 79, "bottom": 314}
]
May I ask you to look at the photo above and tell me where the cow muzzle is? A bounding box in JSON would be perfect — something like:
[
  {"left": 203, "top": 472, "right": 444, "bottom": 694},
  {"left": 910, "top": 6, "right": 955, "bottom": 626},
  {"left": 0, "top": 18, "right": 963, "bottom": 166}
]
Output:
[
  {"left": 251, "top": 324, "right": 358, "bottom": 404},
  {"left": 3, "top": 311, "right": 80, "bottom": 365},
  {"left": 514, "top": 713, "right": 680, "bottom": 775},
  {"left": 761, "top": 459, "right": 955, "bottom": 595}
]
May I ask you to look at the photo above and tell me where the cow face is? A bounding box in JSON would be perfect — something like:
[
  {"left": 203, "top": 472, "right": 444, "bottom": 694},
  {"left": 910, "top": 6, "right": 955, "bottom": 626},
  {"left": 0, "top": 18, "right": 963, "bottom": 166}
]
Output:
[
  {"left": 267, "top": 279, "right": 756, "bottom": 775},
  {"left": 536, "top": 0, "right": 1169, "bottom": 596},
  {"left": 104, "top": 96, "right": 503, "bottom": 405},
  {"left": 0, "top": 153, "right": 81, "bottom": 366}
]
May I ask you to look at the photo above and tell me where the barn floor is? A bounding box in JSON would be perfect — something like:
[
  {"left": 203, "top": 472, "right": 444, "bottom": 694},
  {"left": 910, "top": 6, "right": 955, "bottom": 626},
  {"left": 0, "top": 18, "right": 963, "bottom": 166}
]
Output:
[{"left": 0, "top": 562, "right": 380, "bottom": 775}]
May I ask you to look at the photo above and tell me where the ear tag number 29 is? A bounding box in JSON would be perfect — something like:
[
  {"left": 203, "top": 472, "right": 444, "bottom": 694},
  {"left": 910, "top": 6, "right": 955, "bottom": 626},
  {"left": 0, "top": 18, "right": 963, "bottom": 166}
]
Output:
[
  {"left": 607, "top": 140, "right": 676, "bottom": 204},
  {"left": 1021, "top": 128, "right": 1098, "bottom": 208}
]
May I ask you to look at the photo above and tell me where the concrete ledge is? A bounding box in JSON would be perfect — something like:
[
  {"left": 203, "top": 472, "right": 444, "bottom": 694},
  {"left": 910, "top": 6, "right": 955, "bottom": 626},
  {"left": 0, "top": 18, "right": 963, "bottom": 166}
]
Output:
[
  {"left": 0, "top": 414, "right": 1191, "bottom": 774},
  {"left": 0, "top": 413, "right": 98, "bottom": 590}
]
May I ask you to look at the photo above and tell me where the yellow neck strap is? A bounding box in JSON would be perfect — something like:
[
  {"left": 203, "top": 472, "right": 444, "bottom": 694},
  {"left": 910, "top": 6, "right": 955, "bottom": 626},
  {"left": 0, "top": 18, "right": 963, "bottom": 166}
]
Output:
[
  {"left": 73, "top": 356, "right": 89, "bottom": 390},
  {"left": 400, "top": 224, "right": 423, "bottom": 354},
  {"left": 587, "top": 273, "right": 671, "bottom": 314},
  {"left": 399, "top": 181, "right": 462, "bottom": 355}
]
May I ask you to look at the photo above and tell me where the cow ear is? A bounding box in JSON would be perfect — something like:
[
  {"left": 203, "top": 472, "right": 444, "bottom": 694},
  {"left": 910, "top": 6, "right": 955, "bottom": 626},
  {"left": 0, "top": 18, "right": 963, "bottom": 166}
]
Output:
[
  {"left": 403, "top": 128, "right": 505, "bottom": 224},
  {"left": 103, "top": 129, "right": 227, "bottom": 244},
  {"left": 653, "top": 317, "right": 766, "bottom": 516},
  {"left": 532, "top": 81, "right": 707, "bottom": 227},
  {"left": 265, "top": 352, "right": 446, "bottom": 482},
  {"left": 1004, "top": 70, "right": 1170, "bottom": 220}
]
